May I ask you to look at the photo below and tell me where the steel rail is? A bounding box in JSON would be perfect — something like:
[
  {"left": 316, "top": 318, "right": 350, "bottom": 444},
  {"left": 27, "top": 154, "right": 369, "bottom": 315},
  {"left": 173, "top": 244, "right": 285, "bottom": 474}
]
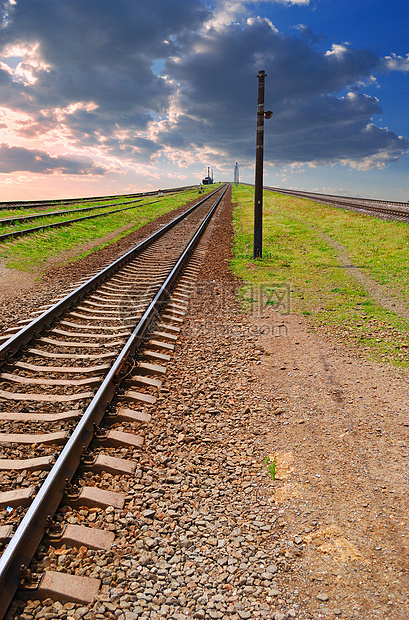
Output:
[
  {"left": 0, "top": 185, "right": 196, "bottom": 211},
  {"left": 265, "top": 186, "right": 409, "bottom": 208},
  {"left": 264, "top": 186, "right": 409, "bottom": 216},
  {"left": 0, "top": 182, "right": 228, "bottom": 618},
  {"left": 0, "top": 199, "right": 161, "bottom": 244},
  {"left": 0, "top": 183, "right": 224, "bottom": 362},
  {"left": 0, "top": 198, "right": 145, "bottom": 227},
  {"left": 316, "top": 200, "right": 409, "bottom": 218}
]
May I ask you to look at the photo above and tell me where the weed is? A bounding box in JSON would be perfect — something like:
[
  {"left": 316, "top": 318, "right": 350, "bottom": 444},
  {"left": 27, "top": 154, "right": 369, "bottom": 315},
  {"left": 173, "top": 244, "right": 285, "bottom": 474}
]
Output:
[{"left": 263, "top": 456, "right": 276, "bottom": 480}]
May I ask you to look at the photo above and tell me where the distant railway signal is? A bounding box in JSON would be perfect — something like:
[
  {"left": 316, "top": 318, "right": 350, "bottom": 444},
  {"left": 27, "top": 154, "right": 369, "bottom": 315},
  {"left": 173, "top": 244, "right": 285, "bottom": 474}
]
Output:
[{"left": 234, "top": 162, "right": 239, "bottom": 186}]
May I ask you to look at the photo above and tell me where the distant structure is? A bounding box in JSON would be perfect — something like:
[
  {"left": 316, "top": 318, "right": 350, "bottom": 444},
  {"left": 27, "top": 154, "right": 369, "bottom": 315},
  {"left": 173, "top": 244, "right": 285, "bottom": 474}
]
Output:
[
  {"left": 202, "top": 166, "right": 214, "bottom": 185},
  {"left": 233, "top": 162, "right": 239, "bottom": 186}
]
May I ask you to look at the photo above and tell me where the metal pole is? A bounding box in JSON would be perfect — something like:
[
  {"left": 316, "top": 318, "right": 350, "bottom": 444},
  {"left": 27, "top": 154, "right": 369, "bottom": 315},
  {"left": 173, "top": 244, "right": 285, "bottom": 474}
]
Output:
[
  {"left": 234, "top": 162, "right": 239, "bottom": 186},
  {"left": 253, "top": 70, "right": 266, "bottom": 259}
]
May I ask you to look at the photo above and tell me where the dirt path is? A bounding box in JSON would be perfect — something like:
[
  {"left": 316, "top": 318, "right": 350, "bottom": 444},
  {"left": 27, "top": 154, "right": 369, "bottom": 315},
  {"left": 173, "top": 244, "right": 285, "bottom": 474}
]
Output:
[
  {"left": 320, "top": 234, "right": 409, "bottom": 322},
  {"left": 188, "top": 195, "right": 409, "bottom": 618},
  {"left": 184, "top": 194, "right": 409, "bottom": 618},
  {"left": 0, "top": 262, "right": 35, "bottom": 303},
  {"left": 250, "top": 310, "right": 409, "bottom": 618}
]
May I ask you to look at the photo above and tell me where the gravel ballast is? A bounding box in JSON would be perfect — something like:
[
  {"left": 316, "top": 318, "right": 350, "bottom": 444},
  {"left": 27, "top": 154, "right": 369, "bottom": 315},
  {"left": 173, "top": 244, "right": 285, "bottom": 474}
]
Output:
[{"left": 4, "top": 187, "right": 409, "bottom": 619}]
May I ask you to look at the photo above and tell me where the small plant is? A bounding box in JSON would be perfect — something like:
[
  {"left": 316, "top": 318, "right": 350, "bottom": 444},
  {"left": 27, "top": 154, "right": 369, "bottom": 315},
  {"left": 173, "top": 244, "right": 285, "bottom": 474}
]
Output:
[{"left": 263, "top": 455, "right": 276, "bottom": 480}]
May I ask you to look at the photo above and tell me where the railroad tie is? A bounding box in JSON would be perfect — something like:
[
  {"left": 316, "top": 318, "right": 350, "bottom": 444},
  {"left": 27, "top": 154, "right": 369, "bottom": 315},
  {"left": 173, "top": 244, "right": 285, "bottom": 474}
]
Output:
[{"left": 0, "top": 388, "right": 94, "bottom": 402}]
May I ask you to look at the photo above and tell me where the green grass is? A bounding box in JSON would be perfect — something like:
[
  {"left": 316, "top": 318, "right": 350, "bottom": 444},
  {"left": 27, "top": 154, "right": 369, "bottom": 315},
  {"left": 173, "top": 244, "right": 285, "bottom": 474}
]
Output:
[
  {"left": 0, "top": 201, "right": 145, "bottom": 236},
  {"left": 231, "top": 184, "right": 409, "bottom": 366},
  {"left": 0, "top": 186, "right": 217, "bottom": 272}
]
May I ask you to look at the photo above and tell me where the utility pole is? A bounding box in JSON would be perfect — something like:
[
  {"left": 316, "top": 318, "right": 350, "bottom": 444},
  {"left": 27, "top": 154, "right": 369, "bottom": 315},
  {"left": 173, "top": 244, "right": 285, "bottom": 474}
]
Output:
[{"left": 253, "top": 70, "right": 272, "bottom": 259}]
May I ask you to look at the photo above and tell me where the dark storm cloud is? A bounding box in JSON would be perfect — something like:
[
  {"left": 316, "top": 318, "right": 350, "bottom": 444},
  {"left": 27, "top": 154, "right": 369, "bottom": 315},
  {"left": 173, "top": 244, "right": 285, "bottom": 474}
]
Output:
[
  {"left": 160, "top": 18, "right": 409, "bottom": 167},
  {"left": 0, "top": 1, "right": 407, "bottom": 170},
  {"left": 0, "top": 143, "right": 106, "bottom": 174},
  {"left": 0, "top": 0, "right": 209, "bottom": 144}
]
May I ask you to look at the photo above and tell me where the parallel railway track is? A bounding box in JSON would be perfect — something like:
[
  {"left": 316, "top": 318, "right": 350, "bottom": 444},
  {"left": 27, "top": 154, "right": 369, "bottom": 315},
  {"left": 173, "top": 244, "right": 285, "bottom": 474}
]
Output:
[
  {"left": 0, "top": 183, "right": 228, "bottom": 618},
  {"left": 0, "top": 198, "right": 145, "bottom": 227},
  {"left": 0, "top": 185, "right": 195, "bottom": 212},
  {"left": 0, "top": 186, "right": 202, "bottom": 244},
  {"left": 0, "top": 197, "right": 159, "bottom": 244},
  {"left": 265, "top": 186, "right": 409, "bottom": 221}
]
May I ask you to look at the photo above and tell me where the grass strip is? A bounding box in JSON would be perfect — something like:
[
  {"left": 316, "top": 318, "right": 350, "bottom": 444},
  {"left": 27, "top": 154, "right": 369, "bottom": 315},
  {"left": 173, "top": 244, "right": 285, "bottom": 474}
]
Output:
[{"left": 231, "top": 184, "right": 409, "bottom": 366}]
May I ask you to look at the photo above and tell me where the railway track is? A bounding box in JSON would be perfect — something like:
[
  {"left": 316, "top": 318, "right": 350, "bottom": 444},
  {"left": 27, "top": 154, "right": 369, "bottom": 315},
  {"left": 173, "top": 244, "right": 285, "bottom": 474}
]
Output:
[
  {"left": 0, "top": 183, "right": 228, "bottom": 618},
  {"left": 264, "top": 186, "right": 409, "bottom": 221},
  {"left": 0, "top": 185, "right": 195, "bottom": 212},
  {"left": 0, "top": 198, "right": 145, "bottom": 227},
  {"left": 0, "top": 187, "right": 202, "bottom": 244},
  {"left": 0, "top": 197, "right": 160, "bottom": 244}
]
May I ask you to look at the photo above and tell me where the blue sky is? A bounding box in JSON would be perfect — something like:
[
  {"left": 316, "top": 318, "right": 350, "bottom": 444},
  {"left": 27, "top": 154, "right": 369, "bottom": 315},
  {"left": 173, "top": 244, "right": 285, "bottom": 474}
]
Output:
[{"left": 0, "top": 0, "right": 408, "bottom": 200}]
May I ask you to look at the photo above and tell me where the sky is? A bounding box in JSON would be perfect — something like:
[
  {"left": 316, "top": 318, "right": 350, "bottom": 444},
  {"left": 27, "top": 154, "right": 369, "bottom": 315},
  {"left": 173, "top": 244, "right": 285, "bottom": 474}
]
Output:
[{"left": 0, "top": 0, "right": 408, "bottom": 201}]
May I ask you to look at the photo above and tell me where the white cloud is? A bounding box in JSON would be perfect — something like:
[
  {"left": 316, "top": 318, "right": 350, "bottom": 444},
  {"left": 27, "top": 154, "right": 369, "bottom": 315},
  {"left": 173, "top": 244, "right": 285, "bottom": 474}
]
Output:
[
  {"left": 0, "top": 42, "right": 51, "bottom": 84},
  {"left": 0, "top": 142, "right": 107, "bottom": 174},
  {"left": 208, "top": 0, "right": 309, "bottom": 30},
  {"left": 274, "top": 0, "right": 310, "bottom": 4},
  {"left": 204, "top": 0, "right": 248, "bottom": 30},
  {"left": 382, "top": 53, "right": 409, "bottom": 72},
  {"left": 246, "top": 16, "right": 277, "bottom": 31},
  {"left": 325, "top": 44, "right": 348, "bottom": 57},
  {"left": 0, "top": 0, "right": 406, "bottom": 184}
]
